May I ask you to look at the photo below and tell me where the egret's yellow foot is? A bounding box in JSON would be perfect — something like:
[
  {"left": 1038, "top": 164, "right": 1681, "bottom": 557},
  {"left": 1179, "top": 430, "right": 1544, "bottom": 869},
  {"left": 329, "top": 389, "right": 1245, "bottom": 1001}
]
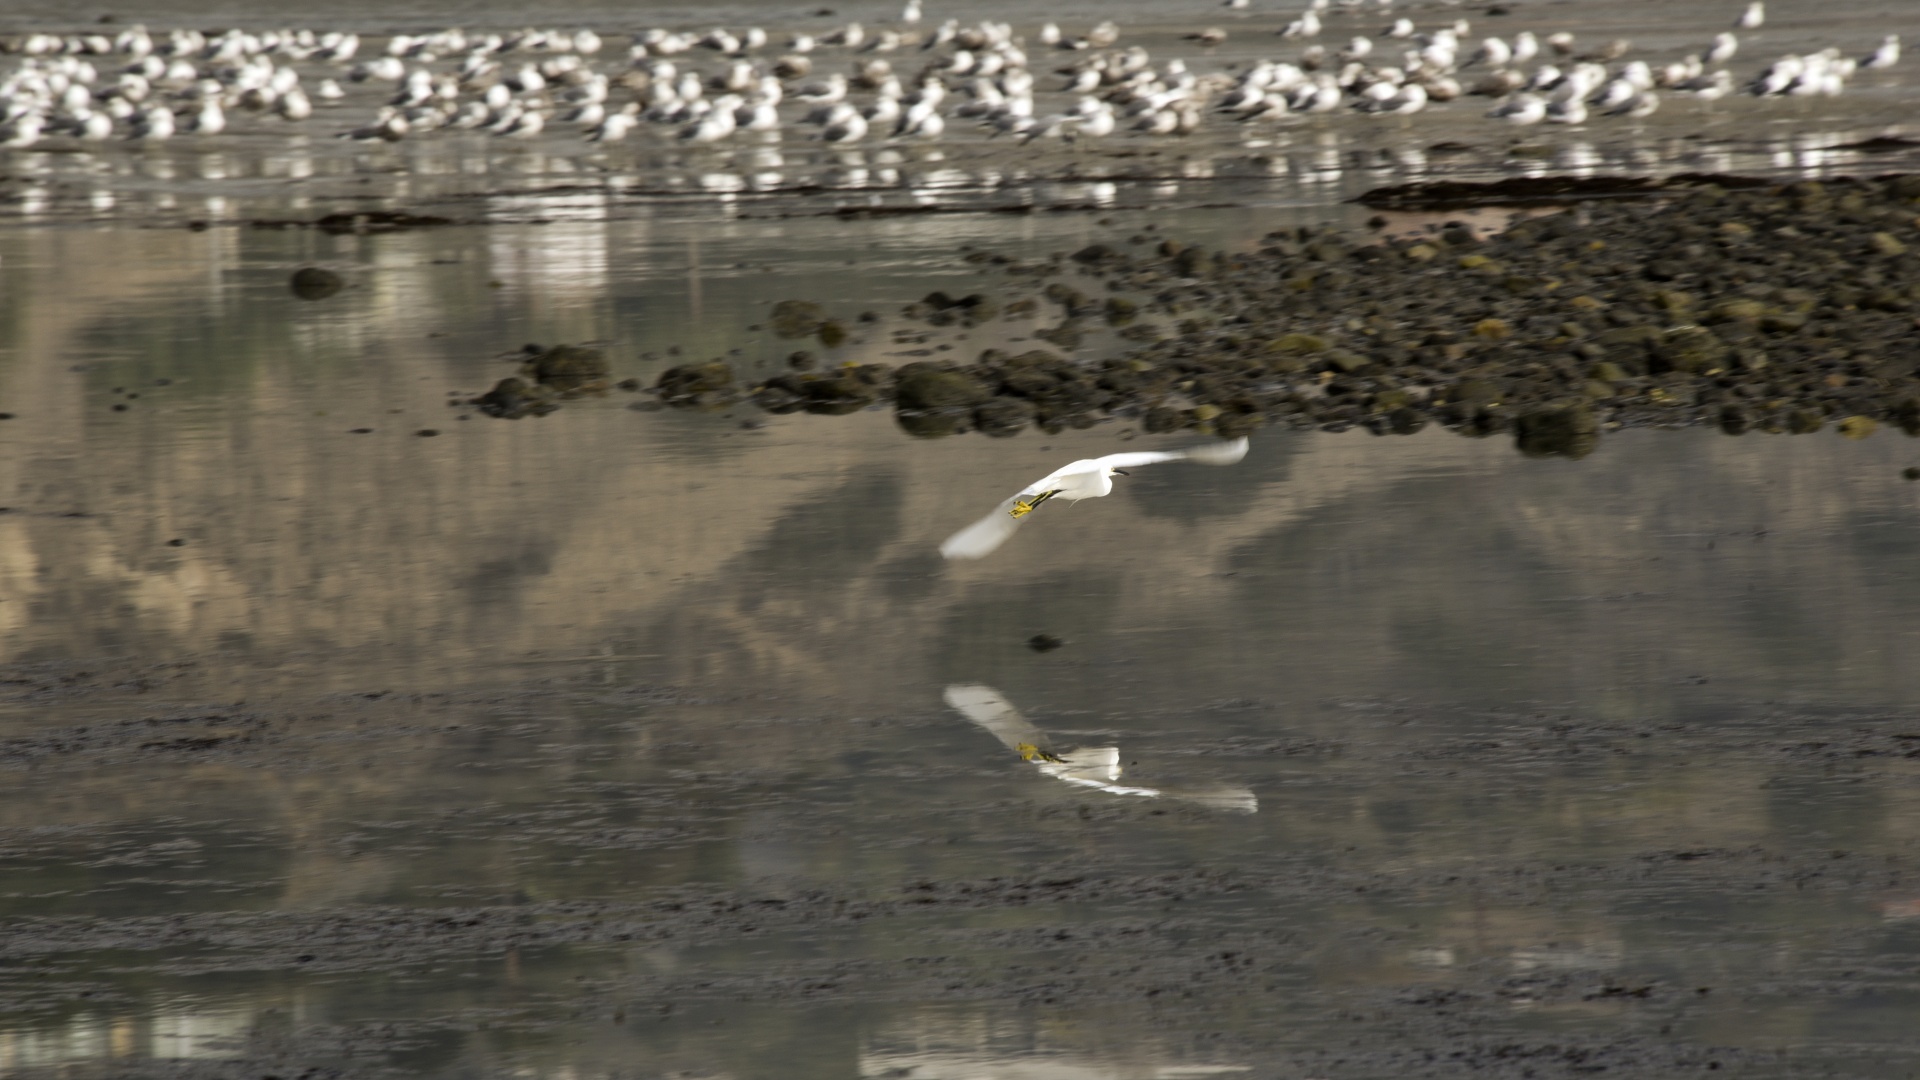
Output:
[
  {"left": 1008, "top": 490, "right": 1059, "bottom": 519},
  {"left": 1017, "top": 742, "right": 1065, "bottom": 764}
]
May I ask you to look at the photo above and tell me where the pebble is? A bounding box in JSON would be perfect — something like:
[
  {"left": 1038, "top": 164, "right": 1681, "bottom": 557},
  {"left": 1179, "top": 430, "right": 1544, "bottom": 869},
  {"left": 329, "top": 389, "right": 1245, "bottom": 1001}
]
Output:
[{"left": 683, "top": 175, "right": 1920, "bottom": 457}]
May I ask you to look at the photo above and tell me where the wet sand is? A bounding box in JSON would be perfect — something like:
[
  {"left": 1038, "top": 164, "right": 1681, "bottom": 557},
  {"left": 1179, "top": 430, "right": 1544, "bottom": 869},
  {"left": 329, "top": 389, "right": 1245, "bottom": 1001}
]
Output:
[{"left": 1, "top": 392, "right": 1918, "bottom": 1076}]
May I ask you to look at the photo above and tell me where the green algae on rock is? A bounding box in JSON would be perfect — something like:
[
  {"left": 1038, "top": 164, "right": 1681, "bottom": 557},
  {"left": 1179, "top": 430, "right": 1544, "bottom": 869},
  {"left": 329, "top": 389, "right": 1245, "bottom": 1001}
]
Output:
[
  {"left": 526, "top": 343, "right": 611, "bottom": 392},
  {"left": 769, "top": 300, "right": 830, "bottom": 339},
  {"left": 473, "top": 344, "right": 613, "bottom": 419},
  {"left": 474, "top": 376, "right": 560, "bottom": 419},
  {"left": 893, "top": 364, "right": 991, "bottom": 411},
  {"left": 752, "top": 364, "right": 889, "bottom": 415},
  {"left": 656, "top": 361, "right": 741, "bottom": 410}
]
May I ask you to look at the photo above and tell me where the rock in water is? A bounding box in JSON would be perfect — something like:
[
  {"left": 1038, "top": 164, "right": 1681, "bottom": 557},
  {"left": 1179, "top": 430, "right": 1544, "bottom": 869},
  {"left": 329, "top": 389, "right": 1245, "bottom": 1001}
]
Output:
[
  {"left": 974, "top": 397, "right": 1037, "bottom": 437},
  {"left": 893, "top": 364, "right": 990, "bottom": 410},
  {"left": 769, "top": 300, "right": 829, "bottom": 339},
  {"left": 526, "top": 344, "right": 610, "bottom": 392},
  {"left": 289, "top": 267, "right": 344, "bottom": 300},
  {"left": 655, "top": 362, "right": 740, "bottom": 409},
  {"left": 474, "top": 377, "right": 559, "bottom": 419},
  {"left": 1515, "top": 403, "right": 1599, "bottom": 459},
  {"left": 896, "top": 409, "right": 969, "bottom": 438}
]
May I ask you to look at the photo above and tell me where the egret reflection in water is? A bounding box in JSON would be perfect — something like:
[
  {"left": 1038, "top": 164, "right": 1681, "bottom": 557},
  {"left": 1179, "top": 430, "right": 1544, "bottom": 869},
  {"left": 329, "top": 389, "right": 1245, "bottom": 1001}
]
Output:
[{"left": 944, "top": 684, "right": 1258, "bottom": 813}]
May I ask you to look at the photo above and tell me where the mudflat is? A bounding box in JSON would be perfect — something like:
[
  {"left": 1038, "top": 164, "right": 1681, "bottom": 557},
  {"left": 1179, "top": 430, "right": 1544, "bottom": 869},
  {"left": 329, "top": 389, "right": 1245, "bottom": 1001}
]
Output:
[{"left": 5, "top": 0, "right": 1920, "bottom": 1075}]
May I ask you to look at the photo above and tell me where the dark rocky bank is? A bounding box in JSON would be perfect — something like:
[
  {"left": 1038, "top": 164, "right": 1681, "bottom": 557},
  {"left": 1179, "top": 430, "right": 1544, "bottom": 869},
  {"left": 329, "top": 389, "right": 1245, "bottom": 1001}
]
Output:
[{"left": 658, "top": 174, "right": 1920, "bottom": 458}]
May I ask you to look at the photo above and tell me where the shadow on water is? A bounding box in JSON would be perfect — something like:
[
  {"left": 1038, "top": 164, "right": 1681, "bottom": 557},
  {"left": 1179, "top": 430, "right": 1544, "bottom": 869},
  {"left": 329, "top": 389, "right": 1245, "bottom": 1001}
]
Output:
[
  {"left": 734, "top": 469, "right": 908, "bottom": 585},
  {"left": 463, "top": 541, "right": 558, "bottom": 606},
  {"left": 1122, "top": 432, "right": 1295, "bottom": 523},
  {"left": 624, "top": 468, "right": 908, "bottom": 683}
]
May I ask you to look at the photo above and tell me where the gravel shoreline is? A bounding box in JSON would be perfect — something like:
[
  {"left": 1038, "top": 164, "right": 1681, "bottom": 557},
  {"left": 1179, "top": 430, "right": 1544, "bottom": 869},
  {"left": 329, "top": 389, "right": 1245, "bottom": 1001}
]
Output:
[{"left": 666, "top": 173, "right": 1920, "bottom": 458}]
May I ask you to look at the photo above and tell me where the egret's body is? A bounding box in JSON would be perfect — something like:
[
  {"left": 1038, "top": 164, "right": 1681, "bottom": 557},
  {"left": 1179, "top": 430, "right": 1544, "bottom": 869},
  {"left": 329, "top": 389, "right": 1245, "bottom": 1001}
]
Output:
[{"left": 939, "top": 437, "right": 1249, "bottom": 560}]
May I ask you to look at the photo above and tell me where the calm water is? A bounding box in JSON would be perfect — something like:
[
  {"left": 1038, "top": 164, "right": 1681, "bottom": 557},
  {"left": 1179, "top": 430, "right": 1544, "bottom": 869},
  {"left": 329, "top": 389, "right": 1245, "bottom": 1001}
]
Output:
[
  {"left": 4, "top": 0, "right": 1920, "bottom": 228},
  {"left": 0, "top": 216, "right": 1918, "bottom": 1078},
  {"left": 6, "top": 0, "right": 1920, "bottom": 1074}
]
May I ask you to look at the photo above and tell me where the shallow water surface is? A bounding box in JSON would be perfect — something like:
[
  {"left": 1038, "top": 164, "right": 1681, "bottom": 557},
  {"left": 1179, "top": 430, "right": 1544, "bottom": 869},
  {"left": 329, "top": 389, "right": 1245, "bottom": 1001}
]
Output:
[
  {"left": 5, "top": 0, "right": 1920, "bottom": 229},
  {"left": 0, "top": 210, "right": 1919, "bottom": 1078}
]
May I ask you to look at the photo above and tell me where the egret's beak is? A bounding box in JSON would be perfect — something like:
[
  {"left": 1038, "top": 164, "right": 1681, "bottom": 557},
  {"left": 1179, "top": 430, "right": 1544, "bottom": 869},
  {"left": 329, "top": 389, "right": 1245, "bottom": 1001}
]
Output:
[{"left": 1111, "top": 468, "right": 1131, "bottom": 476}]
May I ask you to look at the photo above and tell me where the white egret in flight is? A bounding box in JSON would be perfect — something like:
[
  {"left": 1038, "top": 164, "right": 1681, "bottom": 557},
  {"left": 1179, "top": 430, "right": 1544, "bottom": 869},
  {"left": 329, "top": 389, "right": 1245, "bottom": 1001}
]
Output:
[{"left": 939, "top": 437, "right": 1250, "bottom": 560}]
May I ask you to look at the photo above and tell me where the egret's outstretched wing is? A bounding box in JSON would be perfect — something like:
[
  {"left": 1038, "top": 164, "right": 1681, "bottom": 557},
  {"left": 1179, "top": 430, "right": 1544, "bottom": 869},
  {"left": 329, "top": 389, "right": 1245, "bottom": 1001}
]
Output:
[
  {"left": 939, "top": 495, "right": 1026, "bottom": 560},
  {"left": 1091, "top": 450, "right": 1186, "bottom": 470},
  {"left": 1097, "top": 436, "right": 1250, "bottom": 472},
  {"left": 1017, "top": 455, "right": 1125, "bottom": 496},
  {"left": 944, "top": 683, "right": 1050, "bottom": 754},
  {"left": 1176, "top": 435, "right": 1251, "bottom": 466}
]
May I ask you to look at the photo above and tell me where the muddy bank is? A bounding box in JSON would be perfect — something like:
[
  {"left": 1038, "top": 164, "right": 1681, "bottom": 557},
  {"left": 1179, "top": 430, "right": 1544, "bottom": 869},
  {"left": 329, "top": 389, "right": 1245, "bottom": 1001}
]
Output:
[
  {"left": 3, "top": 664, "right": 1916, "bottom": 1078},
  {"left": 670, "top": 174, "right": 1920, "bottom": 458}
]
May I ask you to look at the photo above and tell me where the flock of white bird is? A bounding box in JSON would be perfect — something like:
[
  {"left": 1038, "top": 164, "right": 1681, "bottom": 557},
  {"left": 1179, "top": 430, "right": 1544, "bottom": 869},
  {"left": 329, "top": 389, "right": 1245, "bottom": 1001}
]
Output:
[{"left": 0, "top": 1, "right": 1902, "bottom": 152}]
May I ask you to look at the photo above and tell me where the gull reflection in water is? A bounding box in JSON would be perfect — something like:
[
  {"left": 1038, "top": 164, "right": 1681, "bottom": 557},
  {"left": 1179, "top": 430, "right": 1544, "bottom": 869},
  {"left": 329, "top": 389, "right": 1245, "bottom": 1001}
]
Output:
[{"left": 945, "top": 684, "right": 1257, "bottom": 813}]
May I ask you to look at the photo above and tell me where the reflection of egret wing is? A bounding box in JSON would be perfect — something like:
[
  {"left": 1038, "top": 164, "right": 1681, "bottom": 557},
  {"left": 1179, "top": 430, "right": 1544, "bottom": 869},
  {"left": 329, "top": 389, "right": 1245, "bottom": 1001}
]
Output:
[
  {"left": 1156, "top": 785, "right": 1258, "bottom": 813},
  {"left": 1041, "top": 747, "right": 1160, "bottom": 797},
  {"left": 946, "top": 687, "right": 1147, "bottom": 794},
  {"left": 939, "top": 495, "right": 1025, "bottom": 560},
  {"left": 1056, "top": 774, "right": 1161, "bottom": 797},
  {"left": 944, "top": 683, "right": 1256, "bottom": 812},
  {"left": 944, "top": 683, "right": 1051, "bottom": 755},
  {"left": 1043, "top": 745, "right": 1120, "bottom": 781}
]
